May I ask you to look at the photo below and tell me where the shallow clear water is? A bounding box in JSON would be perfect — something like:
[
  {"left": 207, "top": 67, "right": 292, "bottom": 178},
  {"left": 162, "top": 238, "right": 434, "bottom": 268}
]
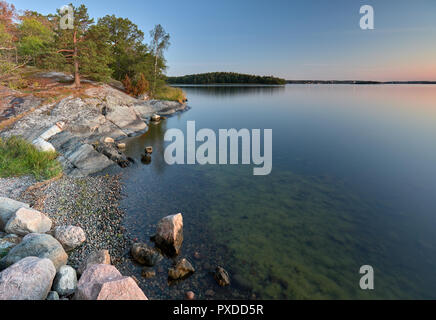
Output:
[{"left": 120, "top": 85, "right": 436, "bottom": 300}]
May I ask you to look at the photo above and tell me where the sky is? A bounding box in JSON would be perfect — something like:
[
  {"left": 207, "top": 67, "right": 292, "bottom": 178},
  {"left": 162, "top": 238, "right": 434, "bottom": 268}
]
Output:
[{"left": 9, "top": 0, "right": 436, "bottom": 81}]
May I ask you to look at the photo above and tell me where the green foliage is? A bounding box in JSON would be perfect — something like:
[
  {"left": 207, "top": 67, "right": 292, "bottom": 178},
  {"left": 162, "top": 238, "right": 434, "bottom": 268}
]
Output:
[
  {"left": 0, "top": 136, "right": 62, "bottom": 180},
  {"left": 1, "top": 2, "right": 172, "bottom": 97},
  {"left": 97, "top": 15, "right": 149, "bottom": 80},
  {"left": 17, "top": 17, "right": 53, "bottom": 66},
  {"left": 168, "top": 72, "right": 287, "bottom": 85},
  {"left": 78, "top": 24, "right": 114, "bottom": 82}
]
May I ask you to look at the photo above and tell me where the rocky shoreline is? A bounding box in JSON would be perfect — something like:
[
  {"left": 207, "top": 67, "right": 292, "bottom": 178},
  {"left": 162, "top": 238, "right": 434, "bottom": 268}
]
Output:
[
  {"left": 1, "top": 72, "right": 188, "bottom": 177},
  {"left": 0, "top": 72, "right": 203, "bottom": 300}
]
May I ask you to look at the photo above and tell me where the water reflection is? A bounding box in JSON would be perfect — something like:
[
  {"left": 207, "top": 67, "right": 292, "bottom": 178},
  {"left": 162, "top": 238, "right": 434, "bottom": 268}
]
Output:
[{"left": 173, "top": 85, "right": 286, "bottom": 97}]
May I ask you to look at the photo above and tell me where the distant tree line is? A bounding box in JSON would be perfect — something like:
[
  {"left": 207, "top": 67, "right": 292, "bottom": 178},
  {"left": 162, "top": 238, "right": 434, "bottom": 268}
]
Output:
[
  {"left": 0, "top": 1, "right": 171, "bottom": 98},
  {"left": 167, "top": 72, "right": 286, "bottom": 85}
]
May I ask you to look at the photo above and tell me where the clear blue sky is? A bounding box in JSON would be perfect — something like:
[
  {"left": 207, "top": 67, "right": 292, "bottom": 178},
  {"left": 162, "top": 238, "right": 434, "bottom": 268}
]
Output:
[{"left": 10, "top": 0, "right": 436, "bottom": 80}]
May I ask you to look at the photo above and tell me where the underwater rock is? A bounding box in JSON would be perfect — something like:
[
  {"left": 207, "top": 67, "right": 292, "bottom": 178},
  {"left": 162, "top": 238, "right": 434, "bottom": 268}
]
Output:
[
  {"left": 168, "top": 258, "right": 195, "bottom": 280},
  {"left": 214, "top": 266, "right": 231, "bottom": 287},
  {"left": 141, "top": 268, "right": 156, "bottom": 279},
  {"left": 131, "top": 243, "right": 162, "bottom": 266}
]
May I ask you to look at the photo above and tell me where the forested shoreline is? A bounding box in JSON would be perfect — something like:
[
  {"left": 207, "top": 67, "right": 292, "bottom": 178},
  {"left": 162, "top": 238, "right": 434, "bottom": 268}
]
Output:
[
  {"left": 167, "top": 72, "right": 286, "bottom": 85},
  {"left": 0, "top": 1, "right": 184, "bottom": 101}
]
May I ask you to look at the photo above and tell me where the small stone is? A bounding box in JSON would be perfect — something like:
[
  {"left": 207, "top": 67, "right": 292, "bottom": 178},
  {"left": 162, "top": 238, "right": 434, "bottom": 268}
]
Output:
[
  {"left": 145, "top": 146, "right": 153, "bottom": 154},
  {"left": 194, "top": 251, "right": 201, "bottom": 260},
  {"left": 141, "top": 268, "right": 156, "bottom": 279},
  {"left": 151, "top": 114, "right": 161, "bottom": 122},
  {"left": 214, "top": 266, "right": 231, "bottom": 287},
  {"left": 185, "top": 291, "right": 195, "bottom": 300},
  {"left": 52, "top": 265, "right": 77, "bottom": 297},
  {"left": 104, "top": 137, "right": 115, "bottom": 144},
  {"left": 168, "top": 258, "right": 195, "bottom": 280},
  {"left": 117, "top": 143, "right": 126, "bottom": 149},
  {"left": 47, "top": 291, "right": 60, "bottom": 300},
  {"left": 54, "top": 226, "right": 86, "bottom": 251}
]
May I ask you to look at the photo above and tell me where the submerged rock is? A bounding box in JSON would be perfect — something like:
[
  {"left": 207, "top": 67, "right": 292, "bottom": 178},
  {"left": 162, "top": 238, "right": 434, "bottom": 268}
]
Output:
[
  {"left": 131, "top": 243, "right": 162, "bottom": 266},
  {"left": 168, "top": 258, "right": 195, "bottom": 280},
  {"left": 0, "top": 257, "right": 56, "bottom": 300},
  {"left": 77, "top": 250, "right": 111, "bottom": 275},
  {"left": 141, "top": 268, "right": 156, "bottom": 279},
  {"left": 52, "top": 265, "right": 77, "bottom": 297},
  {"left": 54, "top": 225, "right": 86, "bottom": 251},
  {"left": 214, "top": 266, "right": 231, "bottom": 287},
  {"left": 152, "top": 213, "right": 183, "bottom": 257},
  {"left": 0, "top": 233, "right": 68, "bottom": 271}
]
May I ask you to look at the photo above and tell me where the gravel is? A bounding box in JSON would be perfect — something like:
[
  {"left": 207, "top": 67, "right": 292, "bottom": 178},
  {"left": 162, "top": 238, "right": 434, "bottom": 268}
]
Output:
[
  {"left": 0, "top": 176, "right": 36, "bottom": 200},
  {"left": 20, "top": 175, "right": 130, "bottom": 270}
]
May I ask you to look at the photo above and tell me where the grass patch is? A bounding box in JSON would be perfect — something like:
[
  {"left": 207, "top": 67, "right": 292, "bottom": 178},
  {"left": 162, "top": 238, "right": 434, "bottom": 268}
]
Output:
[
  {"left": 0, "top": 136, "right": 62, "bottom": 181},
  {"left": 153, "top": 85, "right": 186, "bottom": 103}
]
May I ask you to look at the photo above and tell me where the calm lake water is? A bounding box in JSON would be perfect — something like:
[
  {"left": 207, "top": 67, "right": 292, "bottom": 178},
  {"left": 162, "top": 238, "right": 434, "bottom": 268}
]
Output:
[{"left": 120, "top": 85, "right": 436, "bottom": 300}]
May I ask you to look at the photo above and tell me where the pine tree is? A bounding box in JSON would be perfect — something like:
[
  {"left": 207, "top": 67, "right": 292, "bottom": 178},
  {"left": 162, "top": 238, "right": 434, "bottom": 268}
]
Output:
[{"left": 52, "top": 4, "right": 112, "bottom": 87}]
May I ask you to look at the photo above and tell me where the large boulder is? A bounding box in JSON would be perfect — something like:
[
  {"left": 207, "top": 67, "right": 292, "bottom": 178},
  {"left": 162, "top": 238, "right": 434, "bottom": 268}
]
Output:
[
  {"left": 0, "top": 257, "right": 56, "bottom": 300},
  {"left": 0, "top": 233, "right": 68, "bottom": 271},
  {"left": 77, "top": 250, "right": 111, "bottom": 275},
  {"left": 52, "top": 265, "right": 77, "bottom": 297},
  {"left": 168, "top": 258, "right": 195, "bottom": 280},
  {"left": 5, "top": 208, "right": 52, "bottom": 236},
  {"left": 53, "top": 226, "right": 86, "bottom": 251},
  {"left": 75, "top": 264, "right": 147, "bottom": 300},
  {"left": 152, "top": 213, "right": 183, "bottom": 257},
  {"left": 96, "top": 277, "right": 148, "bottom": 300},
  {"left": 131, "top": 243, "right": 162, "bottom": 267},
  {"left": 0, "top": 197, "right": 30, "bottom": 231}
]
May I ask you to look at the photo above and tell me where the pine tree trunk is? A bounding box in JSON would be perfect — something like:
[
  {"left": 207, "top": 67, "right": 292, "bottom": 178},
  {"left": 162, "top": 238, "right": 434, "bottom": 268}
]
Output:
[
  {"left": 73, "top": 30, "right": 80, "bottom": 88},
  {"left": 153, "top": 54, "right": 158, "bottom": 97}
]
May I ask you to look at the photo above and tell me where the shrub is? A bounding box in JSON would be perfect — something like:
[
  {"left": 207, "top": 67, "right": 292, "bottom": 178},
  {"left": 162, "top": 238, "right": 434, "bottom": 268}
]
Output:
[
  {"left": 122, "top": 74, "right": 133, "bottom": 94},
  {"left": 154, "top": 85, "right": 186, "bottom": 103},
  {"left": 133, "top": 73, "right": 149, "bottom": 96}
]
